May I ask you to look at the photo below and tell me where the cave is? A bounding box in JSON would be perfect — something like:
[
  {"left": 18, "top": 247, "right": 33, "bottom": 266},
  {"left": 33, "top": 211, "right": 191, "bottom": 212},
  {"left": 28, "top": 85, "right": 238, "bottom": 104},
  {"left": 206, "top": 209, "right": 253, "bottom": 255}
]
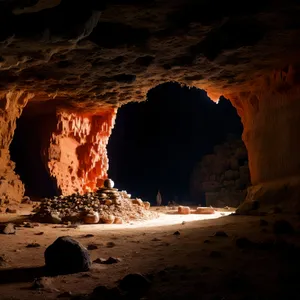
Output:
[
  {"left": 108, "top": 82, "right": 245, "bottom": 206},
  {"left": 0, "top": 1, "right": 300, "bottom": 299}
]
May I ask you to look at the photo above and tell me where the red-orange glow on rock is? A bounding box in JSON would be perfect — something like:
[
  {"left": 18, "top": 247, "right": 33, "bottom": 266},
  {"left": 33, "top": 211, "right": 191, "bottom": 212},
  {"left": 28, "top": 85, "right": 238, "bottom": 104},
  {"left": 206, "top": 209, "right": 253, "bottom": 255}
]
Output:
[
  {"left": 44, "top": 108, "right": 117, "bottom": 196},
  {"left": 229, "top": 65, "right": 300, "bottom": 186},
  {"left": 228, "top": 65, "right": 300, "bottom": 213}
]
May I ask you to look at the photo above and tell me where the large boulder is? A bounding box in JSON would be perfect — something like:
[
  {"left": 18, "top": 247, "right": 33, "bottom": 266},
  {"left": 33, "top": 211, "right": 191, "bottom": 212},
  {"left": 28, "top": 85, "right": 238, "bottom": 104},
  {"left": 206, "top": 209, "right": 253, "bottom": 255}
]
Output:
[{"left": 44, "top": 236, "right": 91, "bottom": 275}]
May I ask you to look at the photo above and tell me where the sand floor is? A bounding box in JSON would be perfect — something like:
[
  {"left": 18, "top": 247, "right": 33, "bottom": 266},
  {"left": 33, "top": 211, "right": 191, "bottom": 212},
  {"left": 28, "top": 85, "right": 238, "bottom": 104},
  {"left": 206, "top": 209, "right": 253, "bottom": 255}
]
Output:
[{"left": 0, "top": 205, "right": 299, "bottom": 300}]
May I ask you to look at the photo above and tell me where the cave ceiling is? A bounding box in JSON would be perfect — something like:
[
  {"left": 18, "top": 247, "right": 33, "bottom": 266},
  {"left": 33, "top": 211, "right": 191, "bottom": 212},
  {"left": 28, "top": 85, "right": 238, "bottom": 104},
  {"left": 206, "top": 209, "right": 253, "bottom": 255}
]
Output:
[{"left": 0, "top": 0, "right": 299, "bottom": 110}]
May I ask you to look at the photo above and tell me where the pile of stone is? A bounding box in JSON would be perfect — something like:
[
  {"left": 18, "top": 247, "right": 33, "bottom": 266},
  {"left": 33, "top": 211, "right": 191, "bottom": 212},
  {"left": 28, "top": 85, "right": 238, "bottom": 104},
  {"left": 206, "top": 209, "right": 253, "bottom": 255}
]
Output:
[
  {"left": 191, "top": 135, "right": 251, "bottom": 208},
  {"left": 33, "top": 179, "right": 156, "bottom": 224}
]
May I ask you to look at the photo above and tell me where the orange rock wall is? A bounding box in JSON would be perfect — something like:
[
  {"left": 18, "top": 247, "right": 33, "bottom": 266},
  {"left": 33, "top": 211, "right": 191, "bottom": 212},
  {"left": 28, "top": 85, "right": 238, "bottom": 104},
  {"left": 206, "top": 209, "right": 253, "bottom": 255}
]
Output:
[
  {"left": 0, "top": 91, "right": 34, "bottom": 204},
  {"left": 229, "top": 66, "right": 300, "bottom": 212},
  {"left": 42, "top": 108, "right": 117, "bottom": 196}
]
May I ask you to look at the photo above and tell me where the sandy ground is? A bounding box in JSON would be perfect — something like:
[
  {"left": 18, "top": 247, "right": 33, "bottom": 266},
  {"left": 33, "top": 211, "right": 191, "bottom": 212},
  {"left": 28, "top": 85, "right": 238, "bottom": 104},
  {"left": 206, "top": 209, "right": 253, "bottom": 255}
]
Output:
[{"left": 0, "top": 205, "right": 300, "bottom": 300}]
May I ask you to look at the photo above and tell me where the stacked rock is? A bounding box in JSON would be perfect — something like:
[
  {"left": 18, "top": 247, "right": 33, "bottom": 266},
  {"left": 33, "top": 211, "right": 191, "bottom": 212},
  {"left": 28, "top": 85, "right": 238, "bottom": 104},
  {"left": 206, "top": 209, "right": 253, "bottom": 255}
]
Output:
[
  {"left": 33, "top": 179, "right": 153, "bottom": 224},
  {"left": 190, "top": 135, "right": 251, "bottom": 208}
]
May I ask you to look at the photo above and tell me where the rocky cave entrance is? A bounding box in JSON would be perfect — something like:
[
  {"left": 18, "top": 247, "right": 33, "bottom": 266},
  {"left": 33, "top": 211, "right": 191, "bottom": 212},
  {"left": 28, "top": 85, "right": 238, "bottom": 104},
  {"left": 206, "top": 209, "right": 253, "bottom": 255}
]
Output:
[
  {"left": 9, "top": 102, "right": 59, "bottom": 200},
  {"left": 108, "top": 82, "right": 248, "bottom": 208}
]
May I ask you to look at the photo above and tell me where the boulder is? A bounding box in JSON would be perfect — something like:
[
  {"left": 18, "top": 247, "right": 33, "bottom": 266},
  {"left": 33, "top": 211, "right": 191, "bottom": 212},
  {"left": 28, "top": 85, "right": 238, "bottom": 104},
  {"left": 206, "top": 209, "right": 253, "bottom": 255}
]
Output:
[{"left": 44, "top": 236, "right": 91, "bottom": 275}]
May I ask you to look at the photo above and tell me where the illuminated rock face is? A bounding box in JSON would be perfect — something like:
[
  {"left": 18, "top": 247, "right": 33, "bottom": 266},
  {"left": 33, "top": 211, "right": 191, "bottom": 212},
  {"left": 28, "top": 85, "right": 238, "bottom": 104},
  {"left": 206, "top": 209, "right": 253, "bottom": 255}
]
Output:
[
  {"left": 0, "top": 91, "right": 34, "bottom": 204},
  {"left": 42, "top": 108, "right": 117, "bottom": 196},
  {"left": 230, "top": 66, "right": 300, "bottom": 213}
]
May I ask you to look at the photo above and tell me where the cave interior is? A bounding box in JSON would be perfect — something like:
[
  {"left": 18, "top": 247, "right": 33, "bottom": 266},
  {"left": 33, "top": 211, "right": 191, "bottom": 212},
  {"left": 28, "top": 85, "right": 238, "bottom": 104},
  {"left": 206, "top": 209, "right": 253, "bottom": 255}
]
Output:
[{"left": 0, "top": 0, "right": 300, "bottom": 299}]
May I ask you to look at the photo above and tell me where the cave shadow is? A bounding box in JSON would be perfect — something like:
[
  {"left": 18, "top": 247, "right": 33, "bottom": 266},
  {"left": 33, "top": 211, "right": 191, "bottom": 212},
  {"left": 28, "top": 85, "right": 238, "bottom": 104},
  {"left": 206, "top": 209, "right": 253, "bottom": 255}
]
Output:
[
  {"left": 0, "top": 266, "right": 46, "bottom": 284},
  {"left": 9, "top": 104, "right": 59, "bottom": 200},
  {"left": 107, "top": 82, "right": 244, "bottom": 206},
  {"left": 0, "top": 265, "right": 88, "bottom": 284}
]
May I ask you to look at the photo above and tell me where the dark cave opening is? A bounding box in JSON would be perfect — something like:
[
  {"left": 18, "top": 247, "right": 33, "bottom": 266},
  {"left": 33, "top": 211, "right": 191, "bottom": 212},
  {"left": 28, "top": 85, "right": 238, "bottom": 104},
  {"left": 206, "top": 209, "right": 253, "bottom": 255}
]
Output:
[
  {"left": 9, "top": 105, "right": 59, "bottom": 199},
  {"left": 107, "top": 82, "right": 244, "bottom": 205}
]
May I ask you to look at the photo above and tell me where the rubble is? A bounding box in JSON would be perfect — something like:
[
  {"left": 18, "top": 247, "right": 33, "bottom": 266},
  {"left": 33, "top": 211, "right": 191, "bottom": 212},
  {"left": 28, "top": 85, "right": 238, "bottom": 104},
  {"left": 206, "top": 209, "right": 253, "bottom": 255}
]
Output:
[{"left": 32, "top": 184, "right": 157, "bottom": 224}]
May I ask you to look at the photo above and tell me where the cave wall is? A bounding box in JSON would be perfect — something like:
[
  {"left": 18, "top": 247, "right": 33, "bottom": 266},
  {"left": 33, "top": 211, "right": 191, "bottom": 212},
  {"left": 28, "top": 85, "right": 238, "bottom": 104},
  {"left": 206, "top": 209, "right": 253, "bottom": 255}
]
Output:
[
  {"left": 0, "top": 2, "right": 299, "bottom": 212},
  {"left": 230, "top": 66, "right": 300, "bottom": 212},
  {"left": 41, "top": 108, "right": 117, "bottom": 196},
  {"left": 191, "top": 136, "right": 250, "bottom": 208},
  {"left": 0, "top": 91, "right": 34, "bottom": 205}
]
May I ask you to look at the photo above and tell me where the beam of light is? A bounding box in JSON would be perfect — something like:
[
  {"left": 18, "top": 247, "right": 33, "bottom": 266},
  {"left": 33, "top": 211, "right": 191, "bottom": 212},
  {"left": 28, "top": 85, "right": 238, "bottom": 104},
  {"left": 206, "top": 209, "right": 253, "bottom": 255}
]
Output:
[{"left": 76, "top": 209, "right": 233, "bottom": 232}]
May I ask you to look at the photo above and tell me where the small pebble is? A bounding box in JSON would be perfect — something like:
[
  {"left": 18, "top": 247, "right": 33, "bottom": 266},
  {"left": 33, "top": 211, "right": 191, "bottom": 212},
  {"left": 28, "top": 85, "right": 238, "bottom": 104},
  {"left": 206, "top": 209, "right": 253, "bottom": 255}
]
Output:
[
  {"left": 87, "top": 244, "right": 98, "bottom": 250},
  {"left": 0, "top": 223, "right": 16, "bottom": 234},
  {"left": 96, "top": 257, "right": 121, "bottom": 264},
  {"left": 106, "top": 242, "right": 116, "bottom": 248},
  {"left": 26, "top": 243, "right": 41, "bottom": 248},
  {"left": 213, "top": 231, "right": 228, "bottom": 237},
  {"left": 83, "top": 234, "right": 94, "bottom": 238}
]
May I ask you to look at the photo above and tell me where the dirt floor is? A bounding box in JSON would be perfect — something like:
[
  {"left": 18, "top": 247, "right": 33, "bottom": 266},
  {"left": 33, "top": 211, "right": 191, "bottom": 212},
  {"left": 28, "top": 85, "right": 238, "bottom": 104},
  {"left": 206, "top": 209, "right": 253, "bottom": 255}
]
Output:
[{"left": 0, "top": 205, "right": 300, "bottom": 300}]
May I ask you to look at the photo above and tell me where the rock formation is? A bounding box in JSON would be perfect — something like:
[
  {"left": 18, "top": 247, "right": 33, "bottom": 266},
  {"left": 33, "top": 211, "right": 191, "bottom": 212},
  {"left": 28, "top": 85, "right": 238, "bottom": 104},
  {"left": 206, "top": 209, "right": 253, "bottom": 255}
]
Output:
[
  {"left": 231, "top": 66, "right": 300, "bottom": 213},
  {"left": 41, "top": 108, "right": 117, "bottom": 195},
  {"left": 0, "top": 91, "right": 34, "bottom": 205},
  {"left": 0, "top": 1, "right": 299, "bottom": 212},
  {"left": 191, "top": 136, "right": 250, "bottom": 208}
]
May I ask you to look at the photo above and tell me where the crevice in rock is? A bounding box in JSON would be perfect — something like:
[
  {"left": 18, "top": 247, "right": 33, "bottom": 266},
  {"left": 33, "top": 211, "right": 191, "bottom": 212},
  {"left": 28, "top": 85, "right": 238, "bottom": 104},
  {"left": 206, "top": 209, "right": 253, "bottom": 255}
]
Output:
[{"left": 9, "top": 103, "right": 59, "bottom": 199}]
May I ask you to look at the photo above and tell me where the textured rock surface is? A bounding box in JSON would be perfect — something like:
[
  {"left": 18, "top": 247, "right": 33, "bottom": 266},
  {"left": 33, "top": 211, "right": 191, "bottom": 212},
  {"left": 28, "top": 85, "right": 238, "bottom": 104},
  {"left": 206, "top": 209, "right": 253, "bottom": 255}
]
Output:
[
  {"left": 191, "top": 136, "right": 250, "bottom": 207},
  {"left": 0, "top": 91, "right": 34, "bottom": 205},
  {"left": 0, "top": 2, "right": 299, "bottom": 211},
  {"left": 232, "top": 66, "right": 300, "bottom": 213},
  {"left": 44, "top": 236, "right": 91, "bottom": 275},
  {"left": 0, "top": 1, "right": 299, "bottom": 104},
  {"left": 41, "top": 108, "right": 117, "bottom": 195}
]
